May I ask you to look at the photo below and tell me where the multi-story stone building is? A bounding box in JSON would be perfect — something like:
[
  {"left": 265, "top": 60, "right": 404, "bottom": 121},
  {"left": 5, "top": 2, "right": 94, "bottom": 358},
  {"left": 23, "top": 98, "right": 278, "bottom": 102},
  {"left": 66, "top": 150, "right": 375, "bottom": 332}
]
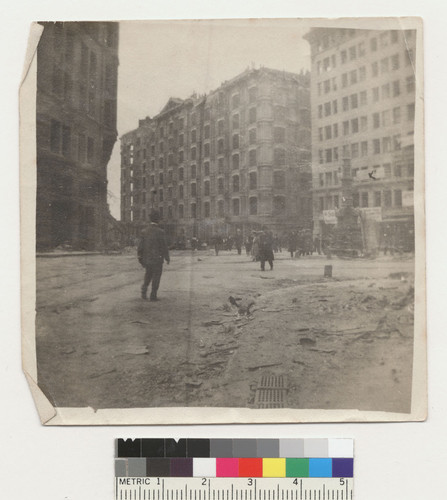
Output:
[
  {"left": 121, "top": 67, "right": 311, "bottom": 245},
  {"left": 304, "top": 28, "right": 416, "bottom": 251},
  {"left": 36, "top": 22, "right": 119, "bottom": 250}
]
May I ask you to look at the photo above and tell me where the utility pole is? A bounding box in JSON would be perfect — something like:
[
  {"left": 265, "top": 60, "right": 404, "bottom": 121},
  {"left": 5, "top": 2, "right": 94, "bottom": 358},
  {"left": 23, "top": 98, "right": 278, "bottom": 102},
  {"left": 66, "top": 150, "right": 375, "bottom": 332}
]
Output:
[{"left": 332, "top": 155, "right": 362, "bottom": 257}]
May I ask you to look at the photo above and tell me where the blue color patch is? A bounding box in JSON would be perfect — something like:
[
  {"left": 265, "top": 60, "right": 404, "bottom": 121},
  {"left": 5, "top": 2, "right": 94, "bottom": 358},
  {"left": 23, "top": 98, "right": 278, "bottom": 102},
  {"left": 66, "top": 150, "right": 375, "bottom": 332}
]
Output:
[
  {"left": 332, "top": 458, "right": 354, "bottom": 478},
  {"left": 309, "top": 458, "right": 332, "bottom": 477}
]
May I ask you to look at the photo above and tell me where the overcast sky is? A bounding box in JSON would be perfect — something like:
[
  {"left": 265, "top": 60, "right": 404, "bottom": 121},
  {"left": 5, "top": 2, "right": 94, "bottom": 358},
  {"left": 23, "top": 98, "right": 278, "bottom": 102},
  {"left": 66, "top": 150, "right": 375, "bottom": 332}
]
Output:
[{"left": 107, "top": 19, "right": 311, "bottom": 218}]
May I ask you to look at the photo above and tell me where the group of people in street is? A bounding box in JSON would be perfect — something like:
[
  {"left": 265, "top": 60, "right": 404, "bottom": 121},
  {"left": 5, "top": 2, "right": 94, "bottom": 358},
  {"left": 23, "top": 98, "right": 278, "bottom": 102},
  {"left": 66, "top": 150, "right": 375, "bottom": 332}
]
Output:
[
  {"left": 212, "top": 229, "right": 274, "bottom": 270},
  {"left": 208, "top": 227, "right": 324, "bottom": 270},
  {"left": 212, "top": 231, "right": 244, "bottom": 254},
  {"left": 137, "top": 214, "right": 415, "bottom": 301},
  {"left": 136, "top": 213, "right": 326, "bottom": 300},
  {"left": 212, "top": 229, "right": 244, "bottom": 256},
  {"left": 171, "top": 228, "right": 324, "bottom": 258},
  {"left": 286, "top": 229, "right": 321, "bottom": 258}
]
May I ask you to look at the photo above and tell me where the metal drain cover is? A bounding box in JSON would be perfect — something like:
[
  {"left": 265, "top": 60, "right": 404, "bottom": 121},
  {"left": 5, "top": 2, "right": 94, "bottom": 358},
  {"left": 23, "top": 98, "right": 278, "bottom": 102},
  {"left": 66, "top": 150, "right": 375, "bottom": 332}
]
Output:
[{"left": 254, "top": 374, "right": 288, "bottom": 408}]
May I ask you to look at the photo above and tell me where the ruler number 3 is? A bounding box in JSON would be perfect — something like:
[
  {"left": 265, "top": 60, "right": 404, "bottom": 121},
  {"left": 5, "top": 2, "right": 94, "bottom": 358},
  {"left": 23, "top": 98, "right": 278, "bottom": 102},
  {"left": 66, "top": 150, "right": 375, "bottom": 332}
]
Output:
[{"left": 248, "top": 479, "right": 254, "bottom": 486}]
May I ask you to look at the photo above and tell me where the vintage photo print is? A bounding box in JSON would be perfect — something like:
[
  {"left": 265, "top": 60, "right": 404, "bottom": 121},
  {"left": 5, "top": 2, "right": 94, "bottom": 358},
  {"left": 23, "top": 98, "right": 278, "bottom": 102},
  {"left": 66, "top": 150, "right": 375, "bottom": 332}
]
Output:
[{"left": 20, "top": 18, "right": 426, "bottom": 424}]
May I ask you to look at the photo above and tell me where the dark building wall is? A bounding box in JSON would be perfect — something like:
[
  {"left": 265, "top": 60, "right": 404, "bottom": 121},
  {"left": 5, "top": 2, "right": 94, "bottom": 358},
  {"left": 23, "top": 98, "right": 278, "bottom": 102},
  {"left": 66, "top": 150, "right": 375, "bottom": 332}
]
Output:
[
  {"left": 121, "top": 67, "right": 311, "bottom": 245},
  {"left": 36, "top": 22, "right": 119, "bottom": 250}
]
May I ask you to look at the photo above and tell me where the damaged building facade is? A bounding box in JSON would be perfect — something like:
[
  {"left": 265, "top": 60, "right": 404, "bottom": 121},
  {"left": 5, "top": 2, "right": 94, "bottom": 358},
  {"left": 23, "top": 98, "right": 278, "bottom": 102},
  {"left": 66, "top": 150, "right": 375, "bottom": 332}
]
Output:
[
  {"left": 36, "top": 22, "right": 119, "bottom": 250},
  {"left": 120, "top": 67, "right": 311, "bottom": 245},
  {"left": 305, "top": 28, "right": 416, "bottom": 252}
]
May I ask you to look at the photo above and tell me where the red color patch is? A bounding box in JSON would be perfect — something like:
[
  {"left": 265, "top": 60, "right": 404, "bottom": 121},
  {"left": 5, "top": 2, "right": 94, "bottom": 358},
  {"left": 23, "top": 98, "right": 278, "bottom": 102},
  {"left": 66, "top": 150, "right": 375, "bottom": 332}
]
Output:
[{"left": 238, "top": 458, "right": 263, "bottom": 477}]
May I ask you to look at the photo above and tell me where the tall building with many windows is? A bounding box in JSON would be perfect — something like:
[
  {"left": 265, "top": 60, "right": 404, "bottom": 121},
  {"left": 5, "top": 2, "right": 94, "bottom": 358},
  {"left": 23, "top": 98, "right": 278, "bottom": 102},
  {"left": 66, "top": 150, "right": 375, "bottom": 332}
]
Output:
[
  {"left": 36, "top": 22, "right": 119, "bottom": 250},
  {"left": 304, "top": 28, "right": 416, "bottom": 251},
  {"left": 121, "top": 67, "right": 311, "bottom": 244}
]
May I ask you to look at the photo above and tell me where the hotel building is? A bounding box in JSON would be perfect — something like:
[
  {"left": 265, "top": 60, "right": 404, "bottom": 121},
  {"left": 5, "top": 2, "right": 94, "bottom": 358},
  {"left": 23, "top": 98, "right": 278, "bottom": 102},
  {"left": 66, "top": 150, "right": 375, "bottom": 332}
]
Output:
[{"left": 121, "top": 67, "right": 311, "bottom": 244}]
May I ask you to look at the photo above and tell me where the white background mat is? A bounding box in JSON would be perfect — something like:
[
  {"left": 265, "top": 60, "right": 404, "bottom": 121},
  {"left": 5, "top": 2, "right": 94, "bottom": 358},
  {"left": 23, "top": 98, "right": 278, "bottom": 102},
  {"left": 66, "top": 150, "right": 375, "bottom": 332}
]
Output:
[{"left": 1, "top": 0, "right": 445, "bottom": 498}]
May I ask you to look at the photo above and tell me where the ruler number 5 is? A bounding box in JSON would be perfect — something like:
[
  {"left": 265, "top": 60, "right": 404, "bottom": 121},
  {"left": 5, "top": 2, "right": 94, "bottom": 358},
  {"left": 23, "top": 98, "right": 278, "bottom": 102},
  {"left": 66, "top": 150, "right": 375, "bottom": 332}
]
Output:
[{"left": 339, "top": 478, "right": 345, "bottom": 486}]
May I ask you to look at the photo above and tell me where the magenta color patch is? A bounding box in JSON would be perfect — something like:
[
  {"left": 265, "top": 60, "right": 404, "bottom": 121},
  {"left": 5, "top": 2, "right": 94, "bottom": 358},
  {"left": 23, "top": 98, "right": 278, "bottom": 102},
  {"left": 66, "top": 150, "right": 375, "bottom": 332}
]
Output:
[{"left": 216, "top": 458, "right": 239, "bottom": 477}]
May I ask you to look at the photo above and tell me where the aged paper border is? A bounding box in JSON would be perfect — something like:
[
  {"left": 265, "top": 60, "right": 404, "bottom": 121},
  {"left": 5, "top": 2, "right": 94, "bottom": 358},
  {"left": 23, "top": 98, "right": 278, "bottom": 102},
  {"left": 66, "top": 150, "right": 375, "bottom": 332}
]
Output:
[{"left": 20, "top": 17, "right": 426, "bottom": 425}]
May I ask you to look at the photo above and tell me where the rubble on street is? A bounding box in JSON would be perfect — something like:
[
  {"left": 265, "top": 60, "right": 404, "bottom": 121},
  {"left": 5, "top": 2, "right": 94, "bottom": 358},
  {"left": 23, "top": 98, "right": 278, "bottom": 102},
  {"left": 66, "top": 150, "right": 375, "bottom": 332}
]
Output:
[{"left": 36, "top": 250, "right": 414, "bottom": 412}]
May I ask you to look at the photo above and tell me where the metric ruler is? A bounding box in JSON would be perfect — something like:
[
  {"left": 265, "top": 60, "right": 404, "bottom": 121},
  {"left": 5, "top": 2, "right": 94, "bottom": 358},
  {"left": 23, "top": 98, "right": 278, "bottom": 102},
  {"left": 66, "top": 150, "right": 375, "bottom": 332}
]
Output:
[
  {"left": 115, "top": 439, "right": 354, "bottom": 500},
  {"left": 115, "top": 478, "right": 353, "bottom": 500}
]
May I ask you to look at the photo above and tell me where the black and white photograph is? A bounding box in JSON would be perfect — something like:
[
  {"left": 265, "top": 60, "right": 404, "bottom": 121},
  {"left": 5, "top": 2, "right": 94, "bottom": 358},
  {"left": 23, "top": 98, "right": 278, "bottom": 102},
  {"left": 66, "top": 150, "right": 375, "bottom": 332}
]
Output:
[{"left": 20, "top": 18, "right": 426, "bottom": 424}]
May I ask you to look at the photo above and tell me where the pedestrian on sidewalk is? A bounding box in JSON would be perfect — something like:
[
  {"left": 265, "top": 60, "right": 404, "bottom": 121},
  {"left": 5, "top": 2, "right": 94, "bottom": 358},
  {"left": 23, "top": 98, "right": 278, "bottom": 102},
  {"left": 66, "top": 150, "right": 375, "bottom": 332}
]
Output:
[
  {"left": 137, "top": 210, "right": 170, "bottom": 301},
  {"left": 259, "top": 228, "right": 274, "bottom": 271},
  {"left": 213, "top": 233, "right": 223, "bottom": 255},
  {"left": 245, "top": 234, "right": 253, "bottom": 255},
  {"left": 287, "top": 231, "right": 297, "bottom": 259},
  {"left": 235, "top": 229, "right": 243, "bottom": 255},
  {"left": 251, "top": 231, "right": 261, "bottom": 261},
  {"left": 272, "top": 234, "right": 280, "bottom": 253}
]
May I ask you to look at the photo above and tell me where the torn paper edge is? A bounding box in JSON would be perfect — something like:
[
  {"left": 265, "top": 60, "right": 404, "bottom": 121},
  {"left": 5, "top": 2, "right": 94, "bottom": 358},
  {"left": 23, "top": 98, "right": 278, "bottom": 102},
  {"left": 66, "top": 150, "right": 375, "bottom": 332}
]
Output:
[{"left": 20, "top": 23, "right": 57, "bottom": 425}]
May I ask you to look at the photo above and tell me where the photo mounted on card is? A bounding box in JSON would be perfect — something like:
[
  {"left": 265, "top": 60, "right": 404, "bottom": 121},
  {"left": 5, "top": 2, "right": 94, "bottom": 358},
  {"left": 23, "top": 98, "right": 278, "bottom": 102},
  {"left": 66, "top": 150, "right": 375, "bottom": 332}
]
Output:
[{"left": 20, "top": 18, "right": 426, "bottom": 425}]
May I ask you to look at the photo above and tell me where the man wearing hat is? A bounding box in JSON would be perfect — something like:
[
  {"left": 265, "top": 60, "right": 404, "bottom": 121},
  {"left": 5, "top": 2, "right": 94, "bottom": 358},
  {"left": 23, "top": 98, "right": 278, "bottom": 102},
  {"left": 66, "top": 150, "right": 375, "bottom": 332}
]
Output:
[{"left": 137, "top": 210, "right": 170, "bottom": 301}]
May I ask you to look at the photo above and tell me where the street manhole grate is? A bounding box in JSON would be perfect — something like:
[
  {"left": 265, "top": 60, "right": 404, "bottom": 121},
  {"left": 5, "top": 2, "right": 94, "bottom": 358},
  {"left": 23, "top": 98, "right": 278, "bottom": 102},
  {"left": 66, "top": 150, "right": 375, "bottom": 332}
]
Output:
[{"left": 254, "top": 375, "right": 288, "bottom": 408}]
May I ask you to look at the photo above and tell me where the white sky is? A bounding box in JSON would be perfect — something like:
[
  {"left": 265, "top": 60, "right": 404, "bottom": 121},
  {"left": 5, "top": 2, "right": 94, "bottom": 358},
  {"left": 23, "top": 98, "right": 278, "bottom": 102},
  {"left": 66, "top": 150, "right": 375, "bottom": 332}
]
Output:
[{"left": 107, "top": 19, "right": 311, "bottom": 218}]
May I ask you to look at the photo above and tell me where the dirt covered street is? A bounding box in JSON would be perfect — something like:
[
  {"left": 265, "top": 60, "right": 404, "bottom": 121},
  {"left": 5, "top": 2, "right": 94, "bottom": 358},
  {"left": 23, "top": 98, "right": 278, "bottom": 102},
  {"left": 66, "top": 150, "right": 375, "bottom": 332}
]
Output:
[{"left": 36, "top": 250, "right": 415, "bottom": 413}]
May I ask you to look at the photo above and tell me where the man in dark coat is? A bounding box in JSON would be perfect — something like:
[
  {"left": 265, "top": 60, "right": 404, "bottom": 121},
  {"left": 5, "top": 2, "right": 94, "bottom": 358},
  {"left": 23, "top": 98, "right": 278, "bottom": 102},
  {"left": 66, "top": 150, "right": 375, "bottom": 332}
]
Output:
[
  {"left": 138, "top": 210, "right": 170, "bottom": 301},
  {"left": 287, "top": 231, "right": 297, "bottom": 258},
  {"left": 259, "top": 229, "right": 274, "bottom": 271},
  {"left": 213, "top": 233, "right": 223, "bottom": 256}
]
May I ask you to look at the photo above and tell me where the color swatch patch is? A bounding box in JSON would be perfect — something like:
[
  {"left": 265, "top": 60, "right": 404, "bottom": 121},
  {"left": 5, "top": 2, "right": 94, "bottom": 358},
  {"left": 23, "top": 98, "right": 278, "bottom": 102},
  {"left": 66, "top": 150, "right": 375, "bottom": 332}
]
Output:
[
  {"left": 116, "top": 439, "right": 353, "bottom": 478},
  {"left": 117, "top": 439, "right": 353, "bottom": 459}
]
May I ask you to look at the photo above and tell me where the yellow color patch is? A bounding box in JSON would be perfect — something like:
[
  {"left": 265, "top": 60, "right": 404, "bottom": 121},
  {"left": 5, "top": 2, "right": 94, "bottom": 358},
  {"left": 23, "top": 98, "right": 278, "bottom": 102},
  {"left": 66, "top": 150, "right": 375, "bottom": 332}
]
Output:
[{"left": 263, "top": 458, "right": 286, "bottom": 477}]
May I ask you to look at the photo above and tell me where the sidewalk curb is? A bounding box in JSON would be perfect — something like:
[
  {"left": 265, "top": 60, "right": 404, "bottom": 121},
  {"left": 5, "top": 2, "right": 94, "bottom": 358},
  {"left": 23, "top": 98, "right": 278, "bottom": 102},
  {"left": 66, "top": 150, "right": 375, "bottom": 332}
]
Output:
[{"left": 36, "top": 252, "right": 122, "bottom": 258}]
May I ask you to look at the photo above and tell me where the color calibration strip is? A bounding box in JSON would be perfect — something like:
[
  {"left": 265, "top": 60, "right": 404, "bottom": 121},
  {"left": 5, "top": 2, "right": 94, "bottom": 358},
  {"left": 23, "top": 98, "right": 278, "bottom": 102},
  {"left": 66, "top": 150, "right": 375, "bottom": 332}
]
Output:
[{"left": 116, "top": 439, "right": 353, "bottom": 479}]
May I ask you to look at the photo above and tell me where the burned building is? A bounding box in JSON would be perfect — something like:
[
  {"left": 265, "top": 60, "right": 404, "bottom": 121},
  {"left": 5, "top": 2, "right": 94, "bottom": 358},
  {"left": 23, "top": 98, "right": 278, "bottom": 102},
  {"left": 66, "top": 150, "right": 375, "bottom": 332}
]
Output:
[
  {"left": 121, "top": 67, "right": 311, "bottom": 245},
  {"left": 36, "top": 22, "right": 119, "bottom": 250},
  {"left": 304, "top": 28, "right": 416, "bottom": 251}
]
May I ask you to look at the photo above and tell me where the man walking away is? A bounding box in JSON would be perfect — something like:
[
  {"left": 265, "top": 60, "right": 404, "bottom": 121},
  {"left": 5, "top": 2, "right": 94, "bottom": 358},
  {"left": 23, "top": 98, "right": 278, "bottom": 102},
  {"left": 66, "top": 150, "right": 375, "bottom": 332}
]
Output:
[
  {"left": 259, "top": 229, "right": 274, "bottom": 271},
  {"left": 213, "top": 233, "right": 223, "bottom": 256},
  {"left": 138, "top": 210, "right": 170, "bottom": 301},
  {"left": 245, "top": 234, "right": 253, "bottom": 256},
  {"left": 251, "top": 232, "right": 260, "bottom": 261},
  {"left": 235, "top": 229, "right": 243, "bottom": 255},
  {"left": 287, "top": 231, "right": 297, "bottom": 259}
]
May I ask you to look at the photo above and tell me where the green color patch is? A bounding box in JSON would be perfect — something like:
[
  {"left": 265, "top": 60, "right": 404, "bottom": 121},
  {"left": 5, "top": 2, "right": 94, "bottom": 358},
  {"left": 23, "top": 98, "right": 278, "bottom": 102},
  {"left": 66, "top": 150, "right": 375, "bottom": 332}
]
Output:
[{"left": 286, "top": 458, "right": 309, "bottom": 477}]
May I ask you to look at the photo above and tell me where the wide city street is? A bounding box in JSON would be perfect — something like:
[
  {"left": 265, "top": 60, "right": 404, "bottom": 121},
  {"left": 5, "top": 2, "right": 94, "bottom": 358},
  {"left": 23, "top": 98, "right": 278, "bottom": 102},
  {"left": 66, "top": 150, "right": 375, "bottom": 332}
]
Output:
[{"left": 36, "top": 249, "right": 415, "bottom": 413}]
